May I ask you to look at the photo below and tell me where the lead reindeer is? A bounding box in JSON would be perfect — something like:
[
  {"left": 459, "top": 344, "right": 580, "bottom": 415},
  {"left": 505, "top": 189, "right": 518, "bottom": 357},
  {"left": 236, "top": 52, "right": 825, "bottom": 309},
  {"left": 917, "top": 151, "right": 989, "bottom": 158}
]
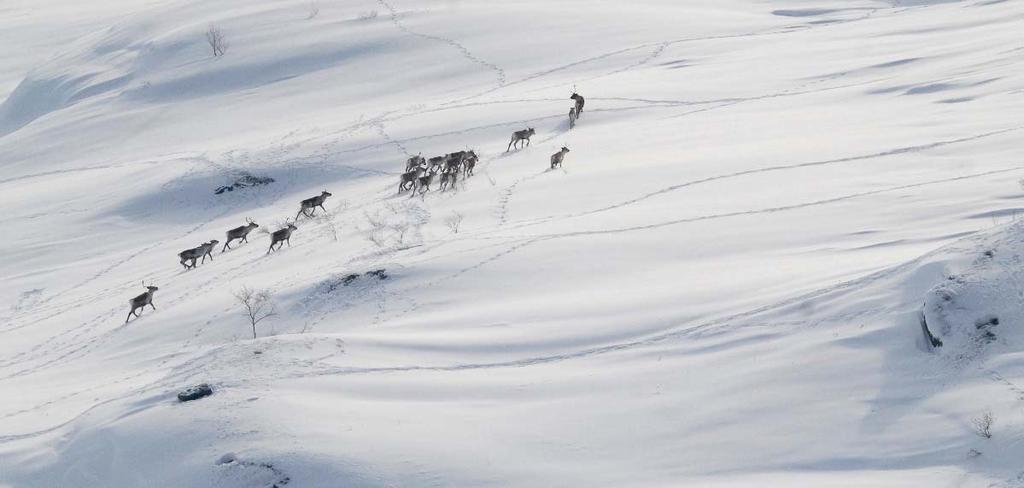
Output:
[
  {"left": 506, "top": 128, "right": 536, "bottom": 152},
  {"left": 550, "top": 147, "right": 570, "bottom": 169},
  {"left": 126, "top": 282, "right": 159, "bottom": 323},
  {"left": 296, "top": 190, "right": 332, "bottom": 219},
  {"left": 223, "top": 218, "right": 259, "bottom": 251},
  {"left": 268, "top": 222, "right": 297, "bottom": 254}
]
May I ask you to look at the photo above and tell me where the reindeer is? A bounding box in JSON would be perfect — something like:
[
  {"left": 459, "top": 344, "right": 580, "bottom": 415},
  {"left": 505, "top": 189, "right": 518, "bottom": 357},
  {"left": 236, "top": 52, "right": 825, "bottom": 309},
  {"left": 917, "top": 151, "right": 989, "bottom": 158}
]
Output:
[
  {"left": 398, "top": 167, "right": 424, "bottom": 193},
  {"left": 126, "top": 282, "right": 158, "bottom": 323},
  {"left": 415, "top": 167, "right": 438, "bottom": 195},
  {"left": 462, "top": 151, "right": 478, "bottom": 178},
  {"left": 439, "top": 167, "right": 459, "bottom": 191},
  {"left": 506, "top": 128, "right": 536, "bottom": 152},
  {"left": 178, "top": 245, "right": 204, "bottom": 270},
  {"left": 445, "top": 152, "right": 465, "bottom": 174},
  {"left": 550, "top": 146, "right": 570, "bottom": 169},
  {"left": 427, "top": 156, "right": 446, "bottom": 174},
  {"left": 296, "top": 190, "right": 332, "bottom": 219},
  {"left": 568, "top": 106, "right": 578, "bottom": 129},
  {"left": 405, "top": 154, "right": 426, "bottom": 172},
  {"left": 199, "top": 240, "right": 219, "bottom": 263},
  {"left": 178, "top": 240, "right": 218, "bottom": 269},
  {"left": 223, "top": 219, "right": 259, "bottom": 251},
  {"left": 267, "top": 223, "right": 297, "bottom": 254},
  {"left": 570, "top": 92, "right": 585, "bottom": 117}
]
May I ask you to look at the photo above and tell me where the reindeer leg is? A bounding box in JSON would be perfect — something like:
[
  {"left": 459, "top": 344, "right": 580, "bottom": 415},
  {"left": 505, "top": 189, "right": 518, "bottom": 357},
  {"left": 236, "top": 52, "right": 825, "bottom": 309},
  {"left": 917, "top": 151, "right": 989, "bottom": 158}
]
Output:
[
  {"left": 150, "top": 302, "right": 156, "bottom": 310},
  {"left": 126, "top": 310, "right": 133, "bottom": 323}
]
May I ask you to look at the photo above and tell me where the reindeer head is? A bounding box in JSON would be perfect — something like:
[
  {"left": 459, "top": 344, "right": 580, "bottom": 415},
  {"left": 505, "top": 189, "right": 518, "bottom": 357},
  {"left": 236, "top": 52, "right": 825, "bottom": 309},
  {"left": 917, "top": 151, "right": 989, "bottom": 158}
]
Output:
[
  {"left": 246, "top": 218, "right": 259, "bottom": 229},
  {"left": 142, "top": 281, "right": 158, "bottom": 293},
  {"left": 321, "top": 190, "right": 332, "bottom": 198},
  {"left": 528, "top": 128, "right": 535, "bottom": 135},
  {"left": 562, "top": 146, "right": 570, "bottom": 153},
  {"left": 208, "top": 239, "right": 220, "bottom": 246}
]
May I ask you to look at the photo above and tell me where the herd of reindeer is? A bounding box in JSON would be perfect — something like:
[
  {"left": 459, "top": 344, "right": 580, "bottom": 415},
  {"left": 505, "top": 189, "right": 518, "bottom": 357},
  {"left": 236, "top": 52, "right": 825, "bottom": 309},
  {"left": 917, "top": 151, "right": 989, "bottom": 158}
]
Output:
[{"left": 125, "top": 92, "right": 586, "bottom": 323}]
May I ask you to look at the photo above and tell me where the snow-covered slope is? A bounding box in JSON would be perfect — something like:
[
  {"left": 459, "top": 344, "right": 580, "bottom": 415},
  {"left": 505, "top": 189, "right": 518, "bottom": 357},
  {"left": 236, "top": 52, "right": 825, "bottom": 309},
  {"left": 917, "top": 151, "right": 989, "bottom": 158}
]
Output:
[{"left": 2, "top": 0, "right": 1024, "bottom": 486}]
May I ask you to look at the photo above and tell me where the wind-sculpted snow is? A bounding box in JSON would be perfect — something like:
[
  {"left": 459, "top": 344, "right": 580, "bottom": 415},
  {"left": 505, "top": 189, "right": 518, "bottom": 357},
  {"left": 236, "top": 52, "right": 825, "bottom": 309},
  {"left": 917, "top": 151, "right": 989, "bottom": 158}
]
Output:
[{"left": 2, "top": 0, "right": 1024, "bottom": 486}]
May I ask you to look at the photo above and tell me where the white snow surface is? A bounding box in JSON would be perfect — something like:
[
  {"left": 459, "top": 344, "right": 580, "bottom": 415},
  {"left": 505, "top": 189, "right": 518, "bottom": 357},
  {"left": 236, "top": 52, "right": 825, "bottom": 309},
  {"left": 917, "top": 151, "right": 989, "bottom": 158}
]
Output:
[{"left": 2, "top": 0, "right": 1024, "bottom": 486}]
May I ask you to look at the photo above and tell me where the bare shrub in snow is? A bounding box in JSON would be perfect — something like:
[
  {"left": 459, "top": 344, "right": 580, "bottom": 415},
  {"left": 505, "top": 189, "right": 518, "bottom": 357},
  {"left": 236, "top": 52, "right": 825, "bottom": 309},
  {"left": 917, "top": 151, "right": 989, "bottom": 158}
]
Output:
[
  {"left": 357, "top": 9, "right": 378, "bottom": 21},
  {"left": 306, "top": 1, "right": 320, "bottom": 19},
  {"left": 206, "top": 25, "right": 229, "bottom": 57},
  {"left": 363, "top": 202, "right": 429, "bottom": 249},
  {"left": 313, "top": 199, "right": 347, "bottom": 242},
  {"left": 234, "top": 286, "right": 277, "bottom": 339},
  {"left": 971, "top": 410, "right": 994, "bottom": 439},
  {"left": 445, "top": 212, "right": 464, "bottom": 234}
]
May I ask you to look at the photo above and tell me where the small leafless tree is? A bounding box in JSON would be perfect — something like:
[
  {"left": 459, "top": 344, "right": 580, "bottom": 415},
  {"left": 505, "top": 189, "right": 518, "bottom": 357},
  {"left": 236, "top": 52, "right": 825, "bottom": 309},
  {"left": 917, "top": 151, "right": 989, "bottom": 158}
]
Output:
[
  {"left": 306, "top": 1, "right": 320, "bottom": 19},
  {"left": 445, "top": 212, "right": 464, "bottom": 234},
  {"left": 971, "top": 410, "right": 994, "bottom": 439},
  {"left": 356, "top": 9, "right": 378, "bottom": 21},
  {"left": 206, "top": 25, "right": 229, "bottom": 57},
  {"left": 234, "top": 286, "right": 277, "bottom": 339}
]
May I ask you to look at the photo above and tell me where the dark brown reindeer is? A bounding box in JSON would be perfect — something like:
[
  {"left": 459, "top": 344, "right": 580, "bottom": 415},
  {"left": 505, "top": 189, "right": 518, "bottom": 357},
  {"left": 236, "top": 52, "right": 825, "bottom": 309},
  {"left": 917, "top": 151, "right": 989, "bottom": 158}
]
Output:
[
  {"left": 506, "top": 128, "right": 536, "bottom": 152},
  {"left": 296, "top": 190, "right": 332, "bottom": 219},
  {"left": 570, "top": 92, "right": 585, "bottom": 117},
  {"left": 126, "top": 282, "right": 158, "bottom": 323},
  {"left": 267, "top": 222, "right": 297, "bottom": 254},
  {"left": 223, "top": 218, "right": 259, "bottom": 251},
  {"left": 462, "top": 151, "right": 478, "bottom": 178}
]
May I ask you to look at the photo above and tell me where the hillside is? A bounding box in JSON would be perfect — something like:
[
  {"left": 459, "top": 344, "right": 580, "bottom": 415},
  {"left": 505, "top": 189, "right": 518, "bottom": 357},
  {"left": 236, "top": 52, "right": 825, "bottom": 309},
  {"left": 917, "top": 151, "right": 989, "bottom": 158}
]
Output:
[{"left": 2, "top": 0, "right": 1024, "bottom": 486}]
